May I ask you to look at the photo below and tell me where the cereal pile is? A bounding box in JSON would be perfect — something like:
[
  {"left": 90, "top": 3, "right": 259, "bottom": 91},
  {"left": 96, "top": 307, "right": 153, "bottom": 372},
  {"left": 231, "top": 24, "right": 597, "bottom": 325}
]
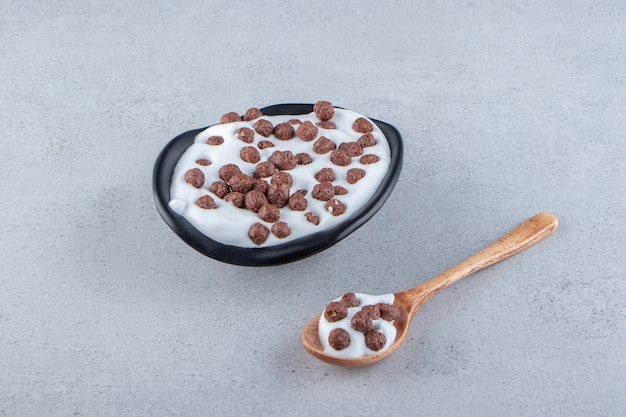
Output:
[
  {"left": 168, "top": 101, "right": 391, "bottom": 248},
  {"left": 318, "top": 292, "right": 400, "bottom": 358}
]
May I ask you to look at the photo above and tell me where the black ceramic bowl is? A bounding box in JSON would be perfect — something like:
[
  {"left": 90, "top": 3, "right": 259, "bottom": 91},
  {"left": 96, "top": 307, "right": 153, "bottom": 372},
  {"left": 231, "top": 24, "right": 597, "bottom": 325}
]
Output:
[{"left": 153, "top": 103, "right": 403, "bottom": 266}]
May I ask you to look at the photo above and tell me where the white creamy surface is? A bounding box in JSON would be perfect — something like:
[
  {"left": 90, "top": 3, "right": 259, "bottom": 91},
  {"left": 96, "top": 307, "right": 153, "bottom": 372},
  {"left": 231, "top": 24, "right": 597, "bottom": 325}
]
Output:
[
  {"left": 168, "top": 108, "right": 391, "bottom": 247},
  {"left": 318, "top": 293, "right": 397, "bottom": 358}
]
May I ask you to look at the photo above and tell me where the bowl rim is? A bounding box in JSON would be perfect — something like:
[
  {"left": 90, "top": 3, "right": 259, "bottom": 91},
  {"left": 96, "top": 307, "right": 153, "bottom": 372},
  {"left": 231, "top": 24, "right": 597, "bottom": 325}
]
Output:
[{"left": 152, "top": 103, "right": 403, "bottom": 266}]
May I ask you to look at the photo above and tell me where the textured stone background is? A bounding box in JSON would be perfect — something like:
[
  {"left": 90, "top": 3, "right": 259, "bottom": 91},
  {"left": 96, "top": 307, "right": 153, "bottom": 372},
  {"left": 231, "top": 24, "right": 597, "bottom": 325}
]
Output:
[{"left": 1, "top": 1, "right": 624, "bottom": 415}]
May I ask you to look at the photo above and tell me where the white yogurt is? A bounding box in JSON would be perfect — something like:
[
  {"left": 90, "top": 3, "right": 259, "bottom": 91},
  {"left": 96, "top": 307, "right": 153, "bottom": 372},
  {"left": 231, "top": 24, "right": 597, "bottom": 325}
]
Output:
[
  {"left": 318, "top": 293, "right": 397, "bottom": 358},
  {"left": 168, "top": 107, "right": 391, "bottom": 247}
]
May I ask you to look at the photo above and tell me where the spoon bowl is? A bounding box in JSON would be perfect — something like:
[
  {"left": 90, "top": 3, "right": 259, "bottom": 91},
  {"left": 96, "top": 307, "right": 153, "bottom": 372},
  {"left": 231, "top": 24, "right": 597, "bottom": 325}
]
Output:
[{"left": 302, "top": 212, "right": 559, "bottom": 366}]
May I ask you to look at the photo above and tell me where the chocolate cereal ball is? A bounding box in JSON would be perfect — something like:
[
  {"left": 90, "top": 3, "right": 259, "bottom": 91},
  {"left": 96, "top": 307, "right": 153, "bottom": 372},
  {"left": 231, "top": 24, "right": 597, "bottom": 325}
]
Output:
[
  {"left": 357, "top": 133, "right": 376, "bottom": 148},
  {"left": 224, "top": 192, "right": 245, "bottom": 208},
  {"left": 360, "top": 154, "right": 380, "bottom": 164},
  {"left": 339, "top": 141, "right": 363, "bottom": 157},
  {"left": 271, "top": 171, "right": 293, "bottom": 187},
  {"left": 325, "top": 199, "right": 347, "bottom": 216},
  {"left": 296, "top": 152, "right": 313, "bottom": 165},
  {"left": 334, "top": 185, "right": 348, "bottom": 195},
  {"left": 378, "top": 303, "right": 401, "bottom": 321},
  {"left": 296, "top": 120, "right": 319, "bottom": 141},
  {"left": 244, "top": 190, "right": 268, "bottom": 213},
  {"left": 330, "top": 149, "right": 351, "bottom": 167},
  {"left": 243, "top": 107, "right": 263, "bottom": 121},
  {"left": 288, "top": 192, "right": 307, "bottom": 211},
  {"left": 209, "top": 180, "right": 230, "bottom": 199},
  {"left": 184, "top": 168, "right": 205, "bottom": 188},
  {"left": 254, "top": 119, "right": 274, "bottom": 137},
  {"left": 364, "top": 330, "right": 386, "bottom": 351},
  {"left": 258, "top": 203, "right": 280, "bottom": 223},
  {"left": 305, "top": 212, "right": 320, "bottom": 225},
  {"left": 195, "top": 159, "right": 211, "bottom": 166},
  {"left": 251, "top": 178, "right": 269, "bottom": 194},
  {"left": 269, "top": 150, "right": 297, "bottom": 171},
  {"left": 271, "top": 221, "right": 291, "bottom": 239},
  {"left": 218, "top": 163, "right": 242, "bottom": 182},
  {"left": 328, "top": 328, "right": 350, "bottom": 351},
  {"left": 346, "top": 168, "right": 366, "bottom": 184},
  {"left": 324, "top": 301, "right": 348, "bottom": 322},
  {"left": 361, "top": 304, "right": 381, "bottom": 320},
  {"left": 267, "top": 182, "right": 290, "bottom": 208},
  {"left": 317, "top": 121, "right": 336, "bottom": 129},
  {"left": 352, "top": 117, "right": 374, "bottom": 133},
  {"left": 313, "top": 100, "right": 334, "bottom": 121},
  {"left": 255, "top": 161, "right": 277, "bottom": 178},
  {"left": 206, "top": 135, "right": 224, "bottom": 146},
  {"left": 273, "top": 122, "right": 295, "bottom": 140},
  {"left": 341, "top": 292, "right": 360, "bottom": 308},
  {"left": 220, "top": 112, "right": 241, "bottom": 124},
  {"left": 312, "top": 182, "right": 335, "bottom": 201},
  {"left": 235, "top": 127, "right": 254, "bottom": 144},
  {"left": 196, "top": 195, "right": 216, "bottom": 209},
  {"left": 312, "top": 136, "right": 336, "bottom": 154},
  {"left": 240, "top": 146, "right": 260, "bottom": 164},
  {"left": 257, "top": 140, "right": 275, "bottom": 149},
  {"left": 351, "top": 311, "right": 373, "bottom": 332},
  {"left": 228, "top": 173, "right": 254, "bottom": 193},
  {"left": 248, "top": 222, "right": 270, "bottom": 245},
  {"left": 315, "top": 167, "right": 335, "bottom": 182}
]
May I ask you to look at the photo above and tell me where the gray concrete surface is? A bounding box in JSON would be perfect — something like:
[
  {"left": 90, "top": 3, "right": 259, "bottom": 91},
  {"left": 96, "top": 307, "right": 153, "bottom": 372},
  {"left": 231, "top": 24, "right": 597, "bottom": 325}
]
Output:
[{"left": 1, "top": 1, "right": 625, "bottom": 416}]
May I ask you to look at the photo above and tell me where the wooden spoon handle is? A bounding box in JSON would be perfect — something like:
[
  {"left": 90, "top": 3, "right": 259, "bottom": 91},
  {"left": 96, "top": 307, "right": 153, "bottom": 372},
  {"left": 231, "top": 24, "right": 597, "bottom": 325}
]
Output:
[{"left": 400, "top": 212, "right": 558, "bottom": 314}]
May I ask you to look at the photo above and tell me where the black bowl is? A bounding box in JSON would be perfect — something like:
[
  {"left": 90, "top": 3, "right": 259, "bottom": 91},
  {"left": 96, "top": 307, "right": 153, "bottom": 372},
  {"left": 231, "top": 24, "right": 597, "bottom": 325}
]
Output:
[{"left": 153, "top": 103, "right": 403, "bottom": 266}]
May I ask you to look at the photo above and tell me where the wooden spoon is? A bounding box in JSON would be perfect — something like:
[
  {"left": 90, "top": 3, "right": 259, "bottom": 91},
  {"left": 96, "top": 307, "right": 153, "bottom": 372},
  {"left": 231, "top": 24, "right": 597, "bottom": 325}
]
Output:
[{"left": 302, "top": 212, "right": 558, "bottom": 367}]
